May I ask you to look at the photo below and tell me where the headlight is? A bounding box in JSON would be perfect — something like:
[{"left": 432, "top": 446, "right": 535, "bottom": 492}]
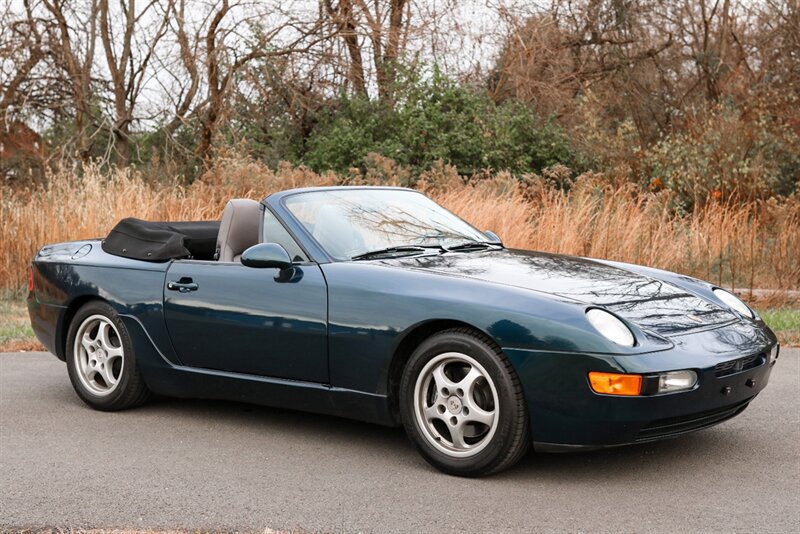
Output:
[
  {"left": 586, "top": 308, "right": 635, "bottom": 347},
  {"left": 712, "top": 288, "right": 755, "bottom": 319},
  {"left": 656, "top": 370, "right": 698, "bottom": 394}
]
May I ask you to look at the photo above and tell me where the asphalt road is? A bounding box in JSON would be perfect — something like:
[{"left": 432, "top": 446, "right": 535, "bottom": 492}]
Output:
[{"left": 1, "top": 351, "right": 798, "bottom": 533}]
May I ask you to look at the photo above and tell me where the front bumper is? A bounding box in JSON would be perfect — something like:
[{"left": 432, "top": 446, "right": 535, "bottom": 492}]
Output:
[{"left": 504, "top": 323, "right": 778, "bottom": 450}]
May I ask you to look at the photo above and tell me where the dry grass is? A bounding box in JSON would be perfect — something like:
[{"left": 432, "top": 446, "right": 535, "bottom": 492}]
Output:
[
  {"left": 1, "top": 157, "right": 799, "bottom": 296},
  {"left": 0, "top": 293, "right": 43, "bottom": 351},
  {"left": 0, "top": 159, "right": 798, "bottom": 351},
  {"left": 426, "top": 171, "right": 800, "bottom": 292}
]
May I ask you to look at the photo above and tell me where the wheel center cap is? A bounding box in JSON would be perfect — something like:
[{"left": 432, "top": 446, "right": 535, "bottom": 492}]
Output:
[
  {"left": 446, "top": 396, "right": 462, "bottom": 414},
  {"left": 96, "top": 349, "right": 106, "bottom": 359}
]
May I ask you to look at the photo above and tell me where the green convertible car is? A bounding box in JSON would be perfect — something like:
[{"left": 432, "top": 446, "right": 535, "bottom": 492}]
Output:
[{"left": 27, "top": 186, "right": 779, "bottom": 476}]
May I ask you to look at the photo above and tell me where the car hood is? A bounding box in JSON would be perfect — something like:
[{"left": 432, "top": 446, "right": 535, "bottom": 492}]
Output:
[{"left": 376, "top": 248, "right": 738, "bottom": 337}]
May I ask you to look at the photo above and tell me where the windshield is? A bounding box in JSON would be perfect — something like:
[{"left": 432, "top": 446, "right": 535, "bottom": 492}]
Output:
[{"left": 283, "top": 189, "right": 489, "bottom": 260}]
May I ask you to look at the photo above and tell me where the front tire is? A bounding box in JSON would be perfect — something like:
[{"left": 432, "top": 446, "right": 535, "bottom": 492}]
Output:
[
  {"left": 66, "top": 301, "right": 150, "bottom": 411},
  {"left": 399, "top": 328, "right": 530, "bottom": 476}
]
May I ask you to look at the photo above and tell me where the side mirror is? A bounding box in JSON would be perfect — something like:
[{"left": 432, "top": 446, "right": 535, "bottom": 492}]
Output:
[
  {"left": 484, "top": 230, "right": 502, "bottom": 244},
  {"left": 241, "top": 243, "right": 292, "bottom": 270}
]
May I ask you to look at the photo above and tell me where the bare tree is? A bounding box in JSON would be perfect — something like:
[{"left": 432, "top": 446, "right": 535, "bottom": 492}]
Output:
[
  {"left": 2, "top": 0, "right": 796, "bottom": 182},
  {"left": 322, "top": 0, "right": 368, "bottom": 96},
  {"left": 160, "top": 0, "right": 200, "bottom": 138},
  {"left": 40, "top": 0, "right": 99, "bottom": 162},
  {"left": 490, "top": 1, "right": 672, "bottom": 140},
  {"left": 97, "top": 0, "right": 168, "bottom": 167},
  {"left": 321, "top": 0, "right": 411, "bottom": 104},
  {"left": 0, "top": 1, "right": 46, "bottom": 118},
  {"left": 156, "top": 0, "right": 328, "bottom": 166}
]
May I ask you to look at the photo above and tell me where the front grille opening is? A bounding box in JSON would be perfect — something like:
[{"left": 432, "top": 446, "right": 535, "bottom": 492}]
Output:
[{"left": 714, "top": 353, "right": 765, "bottom": 378}]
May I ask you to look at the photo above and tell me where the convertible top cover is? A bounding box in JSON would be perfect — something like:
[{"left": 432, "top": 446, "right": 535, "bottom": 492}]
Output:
[{"left": 102, "top": 218, "right": 220, "bottom": 261}]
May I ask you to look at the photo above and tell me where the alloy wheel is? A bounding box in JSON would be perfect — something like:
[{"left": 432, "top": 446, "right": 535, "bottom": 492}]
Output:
[
  {"left": 413, "top": 351, "right": 500, "bottom": 457},
  {"left": 73, "top": 314, "right": 125, "bottom": 396}
]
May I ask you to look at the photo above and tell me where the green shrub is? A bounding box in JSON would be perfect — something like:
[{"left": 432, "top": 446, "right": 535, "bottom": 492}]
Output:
[
  {"left": 303, "top": 97, "right": 404, "bottom": 173},
  {"left": 303, "top": 69, "right": 577, "bottom": 178}
]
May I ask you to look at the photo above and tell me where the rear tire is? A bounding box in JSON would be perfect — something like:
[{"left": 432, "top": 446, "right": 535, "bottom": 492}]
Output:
[
  {"left": 399, "top": 328, "right": 530, "bottom": 476},
  {"left": 66, "top": 301, "right": 150, "bottom": 411}
]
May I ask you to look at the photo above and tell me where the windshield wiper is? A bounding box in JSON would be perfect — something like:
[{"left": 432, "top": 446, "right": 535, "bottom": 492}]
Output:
[
  {"left": 444, "top": 241, "right": 500, "bottom": 252},
  {"left": 351, "top": 241, "right": 497, "bottom": 260},
  {"left": 351, "top": 245, "right": 443, "bottom": 261}
]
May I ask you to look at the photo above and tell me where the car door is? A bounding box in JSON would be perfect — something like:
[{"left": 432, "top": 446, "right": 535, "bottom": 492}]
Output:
[
  {"left": 162, "top": 210, "right": 328, "bottom": 383},
  {"left": 162, "top": 260, "right": 328, "bottom": 382}
]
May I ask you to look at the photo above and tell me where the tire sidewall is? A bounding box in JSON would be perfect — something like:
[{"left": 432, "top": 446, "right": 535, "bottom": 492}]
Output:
[
  {"left": 66, "top": 301, "right": 138, "bottom": 410},
  {"left": 399, "top": 330, "right": 526, "bottom": 476}
]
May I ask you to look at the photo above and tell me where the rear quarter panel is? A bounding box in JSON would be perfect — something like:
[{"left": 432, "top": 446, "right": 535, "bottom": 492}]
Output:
[{"left": 29, "top": 240, "right": 175, "bottom": 363}]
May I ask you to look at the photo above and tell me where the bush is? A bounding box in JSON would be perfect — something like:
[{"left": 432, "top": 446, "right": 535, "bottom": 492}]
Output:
[
  {"left": 303, "top": 70, "right": 577, "bottom": 177},
  {"left": 303, "top": 97, "right": 403, "bottom": 173},
  {"left": 643, "top": 101, "right": 800, "bottom": 210}
]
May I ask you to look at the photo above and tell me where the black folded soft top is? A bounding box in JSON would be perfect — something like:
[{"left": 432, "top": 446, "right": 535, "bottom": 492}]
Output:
[{"left": 102, "top": 218, "right": 220, "bottom": 261}]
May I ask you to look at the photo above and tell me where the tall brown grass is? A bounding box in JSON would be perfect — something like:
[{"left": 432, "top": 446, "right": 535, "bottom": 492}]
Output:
[{"left": 1, "top": 157, "right": 798, "bottom": 295}]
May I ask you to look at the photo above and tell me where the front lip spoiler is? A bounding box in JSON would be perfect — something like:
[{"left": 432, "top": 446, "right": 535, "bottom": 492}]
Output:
[
  {"left": 533, "top": 441, "right": 624, "bottom": 453},
  {"left": 533, "top": 396, "right": 753, "bottom": 453}
]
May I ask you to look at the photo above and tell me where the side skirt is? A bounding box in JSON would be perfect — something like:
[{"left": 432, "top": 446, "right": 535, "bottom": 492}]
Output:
[{"left": 120, "top": 315, "right": 398, "bottom": 427}]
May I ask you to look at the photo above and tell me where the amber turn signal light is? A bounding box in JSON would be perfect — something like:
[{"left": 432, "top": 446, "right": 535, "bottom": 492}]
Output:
[{"left": 588, "top": 372, "right": 642, "bottom": 396}]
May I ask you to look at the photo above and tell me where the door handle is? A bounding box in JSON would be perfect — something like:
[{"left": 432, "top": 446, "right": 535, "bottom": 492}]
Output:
[{"left": 167, "top": 278, "right": 198, "bottom": 293}]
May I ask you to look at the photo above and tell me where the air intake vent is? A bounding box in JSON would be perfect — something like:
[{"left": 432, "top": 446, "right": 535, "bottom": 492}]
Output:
[
  {"left": 636, "top": 398, "right": 752, "bottom": 441},
  {"left": 714, "top": 353, "right": 765, "bottom": 378}
]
